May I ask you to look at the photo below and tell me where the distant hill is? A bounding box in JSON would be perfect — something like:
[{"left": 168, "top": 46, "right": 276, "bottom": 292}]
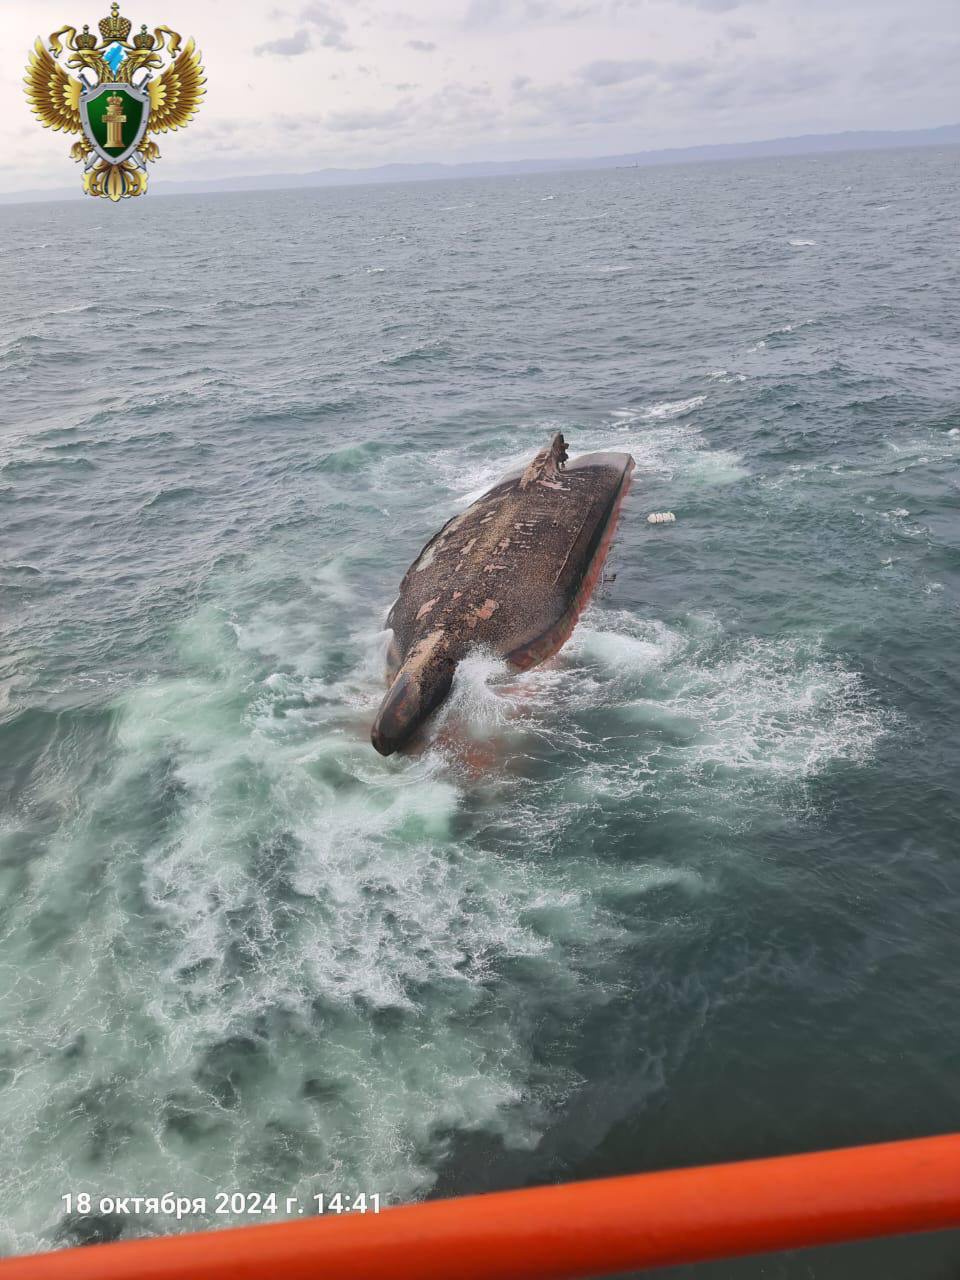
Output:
[{"left": 5, "top": 122, "right": 959, "bottom": 205}]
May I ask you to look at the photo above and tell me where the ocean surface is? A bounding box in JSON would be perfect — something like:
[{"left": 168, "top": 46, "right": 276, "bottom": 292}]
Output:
[{"left": 1, "top": 146, "right": 959, "bottom": 1275}]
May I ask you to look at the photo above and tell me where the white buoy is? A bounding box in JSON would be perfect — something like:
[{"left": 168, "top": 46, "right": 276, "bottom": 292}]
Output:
[{"left": 647, "top": 512, "right": 676, "bottom": 524}]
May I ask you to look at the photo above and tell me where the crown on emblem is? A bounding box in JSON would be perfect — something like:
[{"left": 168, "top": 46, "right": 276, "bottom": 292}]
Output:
[
  {"left": 98, "top": 3, "right": 132, "bottom": 42},
  {"left": 133, "top": 23, "right": 153, "bottom": 48},
  {"left": 75, "top": 23, "right": 98, "bottom": 49}
]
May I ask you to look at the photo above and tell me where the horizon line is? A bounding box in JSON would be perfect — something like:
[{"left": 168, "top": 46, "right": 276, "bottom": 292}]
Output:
[{"left": 3, "top": 119, "right": 958, "bottom": 207}]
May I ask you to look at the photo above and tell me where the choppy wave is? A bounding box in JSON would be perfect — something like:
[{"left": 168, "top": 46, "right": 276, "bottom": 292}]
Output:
[
  {"left": 383, "top": 339, "right": 452, "bottom": 367},
  {"left": 2, "top": 149, "right": 957, "bottom": 1261},
  {"left": 0, "top": 550, "right": 891, "bottom": 1250}
]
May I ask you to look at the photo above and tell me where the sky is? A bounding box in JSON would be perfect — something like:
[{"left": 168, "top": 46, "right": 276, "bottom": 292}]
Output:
[{"left": 5, "top": 0, "right": 959, "bottom": 192}]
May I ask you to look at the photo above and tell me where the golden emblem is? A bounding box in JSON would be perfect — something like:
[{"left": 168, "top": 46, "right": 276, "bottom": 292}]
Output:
[{"left": 24, "top": 3, "right": 205, "bottom": 201}]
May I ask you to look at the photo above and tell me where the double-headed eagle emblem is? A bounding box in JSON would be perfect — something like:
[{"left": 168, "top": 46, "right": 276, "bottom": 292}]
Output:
[{"left": 24, "top": 3, "right": 204, "bottom": 201}]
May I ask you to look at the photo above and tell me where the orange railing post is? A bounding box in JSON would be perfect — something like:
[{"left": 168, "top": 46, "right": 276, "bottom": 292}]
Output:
[{"left": 3, "top": 1133, "right": 960, "bottom": 1279}]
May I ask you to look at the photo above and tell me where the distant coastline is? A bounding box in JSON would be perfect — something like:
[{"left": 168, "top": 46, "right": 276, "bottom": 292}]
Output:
[{"left": 4, "top": 121, "right": 958, "bottom": 206}]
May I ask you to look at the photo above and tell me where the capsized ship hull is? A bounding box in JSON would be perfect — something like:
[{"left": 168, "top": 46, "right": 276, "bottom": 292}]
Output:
[{"left": 372, "top": 433, "right": 635, "bottom": 755}]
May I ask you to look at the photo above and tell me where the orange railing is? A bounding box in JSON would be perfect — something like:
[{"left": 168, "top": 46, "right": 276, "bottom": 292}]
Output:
[{"left": 4, "top": 1133, "right": 960, "bottom": 1279}]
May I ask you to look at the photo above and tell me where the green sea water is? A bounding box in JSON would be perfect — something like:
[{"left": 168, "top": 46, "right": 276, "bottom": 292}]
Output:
[{"left": 1, "top": 147, "right": 959, "bottom": 1275}]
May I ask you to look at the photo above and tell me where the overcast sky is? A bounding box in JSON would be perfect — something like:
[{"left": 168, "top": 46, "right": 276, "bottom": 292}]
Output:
[{"left": 5, "top": 0, "right": 958, "bottom": 192}]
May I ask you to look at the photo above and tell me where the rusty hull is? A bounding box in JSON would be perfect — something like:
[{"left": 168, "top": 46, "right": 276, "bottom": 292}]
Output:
[{"left": 371, "top": 433, "right": 635, "bottom": 755}]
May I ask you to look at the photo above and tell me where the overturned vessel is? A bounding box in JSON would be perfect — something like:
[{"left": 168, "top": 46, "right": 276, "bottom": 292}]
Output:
[{"left": 371, "top": 433, "right": 635, "bottom": 755}]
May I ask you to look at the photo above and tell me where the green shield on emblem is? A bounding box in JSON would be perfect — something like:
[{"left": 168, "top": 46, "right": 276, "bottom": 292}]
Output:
[{"left": 80, "top": 83, "right": 151, "bottom": 165}]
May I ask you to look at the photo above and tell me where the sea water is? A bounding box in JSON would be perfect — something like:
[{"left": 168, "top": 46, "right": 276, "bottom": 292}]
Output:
[{"left": 1, "top": 147, "right": 959, "bottom": 1276}]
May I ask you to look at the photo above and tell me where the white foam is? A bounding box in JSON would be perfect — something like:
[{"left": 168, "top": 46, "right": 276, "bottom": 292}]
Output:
[
  {"left": 788, "top": 239, "right": 816, "bottom": 247},
  {"left": 435, "top": 649, "right": 516, "bottom": 738},
  {"left": 75, "top": 609, "right": 580, "bottom": 1210},
  {"left": 654, "top": 635, "right": 887, "bottom": 783},
  {"left": 772, "top": 320, "right": 814, "bottom": 335},
  {"left": 0, "top": 562, "right": 895, "bottom": 1251},
  {"left": 438, "top": 404, "right": 748, "bottom": 502},
  {"left": 640, "top": 395, "right": 706, "bottom": 420},
  {"left": 447, "top": 446, "right": 537, "bottom": 505},
  {"left": 675, "top": 637, "right": 880, "bottom": 768},
  {"left": 570, "top": 620, "right": 681, "bottom": 677},
  {"left": 70, "top": 591, "right": 730, "bottom": 1221},
  {"left": 513, "top": 613, "right": 891, "bottom": 816}
]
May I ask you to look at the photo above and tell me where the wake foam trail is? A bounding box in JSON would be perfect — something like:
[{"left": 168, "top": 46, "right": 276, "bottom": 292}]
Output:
[
  {"left": 0, "top": 584, "right": 701, "bottom": 1251},
  {"left": 0, "top": 567, "right": 891, "bottom": 1254}
]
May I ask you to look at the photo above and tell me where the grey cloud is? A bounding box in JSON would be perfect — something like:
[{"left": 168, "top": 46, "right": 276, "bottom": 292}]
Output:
[
  {"left": 325, "top": 81, "right": 500, "bottom": 138},
  {"left": 465, "top": 0, "right": 597, "bottom": 25},
  {"left": 524, "top": 0, "right": 598, "bottom": 17},
  {"left": 513, "top": 46, "right": 845, "bottom": 135},
  {"left": 859, "top": 34, "right": 960, "bottom": 92},
  {"left": 667, "top": 56, "right": 833, "bottom": 110},
  {"left": 254, "top": 28, "right": 312, "bottom": 56},
  {"left": 254, "top": 1, "right": 354, "bottom": 55},
  {"left": 579, "top": 59, "right": 657, "bottom": 85},
  {"left": 742, "top": 60, "right": 833, "bottom": 99},
  {"left": 511, "top": 76, "right": 650, "bottom": 127},
  {"left": 327, "top": 106, "right": 410, "bottom": 131},
  {"left": 669, "top": 0, "right": 750, "bottom": 10},
  {"left": 273, "top": 114, "right": 315, "bottom": 132},
  {"left": 464, "top": 0, "right": 504, "bottom": 23},
  {"left": 663, "top": 60, "right": 710, "bottom": 81},
  {"left": 301, "top": 2, "right": 354, "bottom": 50},
  {"left": 232, "top": 0, "right": 958, "bottom": 175},
  {"left": 204, "top": 119, "right": 245, "bottom": 136},
  {"left": 612, "top": 0, "right": 749, "bottom": 8},
  {"left": 397, "top": 82, "right": 503, "bottom": 135}
]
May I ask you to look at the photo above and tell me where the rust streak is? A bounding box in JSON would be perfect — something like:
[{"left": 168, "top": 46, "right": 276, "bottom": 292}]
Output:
[{"left": 553, "top": 503, "right": 596, "bottom": 586}]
